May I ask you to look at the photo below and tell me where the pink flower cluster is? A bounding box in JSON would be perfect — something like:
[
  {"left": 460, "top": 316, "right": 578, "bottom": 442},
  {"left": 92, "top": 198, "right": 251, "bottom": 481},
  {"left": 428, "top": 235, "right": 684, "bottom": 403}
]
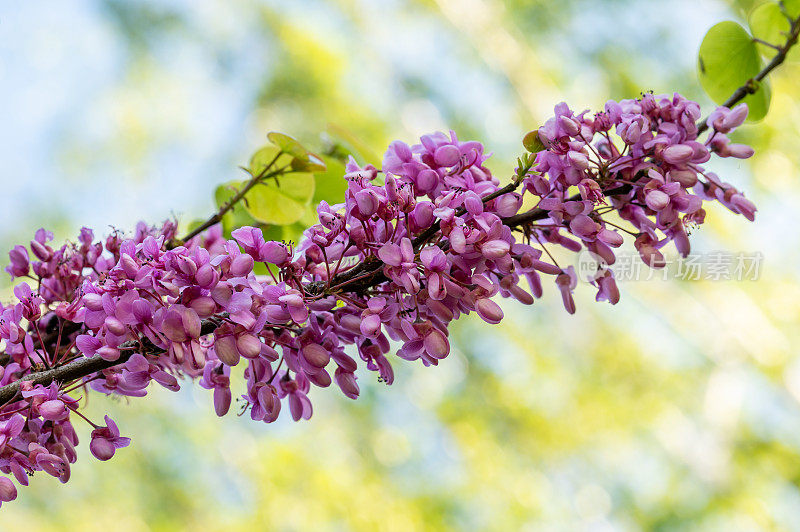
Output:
[
  {"left": 0, "top": 93, "right": 755, "bottom": 505},
  {"left": 524, "top": 93, "right": 755, "bottom": 308}
]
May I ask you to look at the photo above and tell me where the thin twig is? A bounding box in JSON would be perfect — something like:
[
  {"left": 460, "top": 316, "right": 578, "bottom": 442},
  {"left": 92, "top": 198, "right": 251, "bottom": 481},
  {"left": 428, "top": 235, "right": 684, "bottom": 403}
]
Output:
[
  {"left": 176, "top": 152, "right": 286, "bottom": 244},
  {"left": 0, "top": 315, "right": 226, "bottom": 405}
]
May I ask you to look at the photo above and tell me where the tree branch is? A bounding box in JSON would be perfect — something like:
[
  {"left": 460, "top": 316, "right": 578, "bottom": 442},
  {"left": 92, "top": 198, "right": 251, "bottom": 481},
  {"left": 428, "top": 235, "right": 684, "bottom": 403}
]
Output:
[
  {"left": 4, "top": 18, "right": 799, "bottom": 405},
  {"left": 176, "top": 154, "right": 287, "bottom": 245},
  {"left": 0, "top": 316, "right": 226, "bottom": 405}
]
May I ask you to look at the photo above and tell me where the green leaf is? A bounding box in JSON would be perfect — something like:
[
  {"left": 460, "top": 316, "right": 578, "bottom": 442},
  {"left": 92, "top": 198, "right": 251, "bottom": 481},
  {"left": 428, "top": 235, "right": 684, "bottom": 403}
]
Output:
[
  {"left": 214, "top": 181, "right": 259, "bottom": 235},
  {"left": 291, "top": 152, "right": 327, "bottom": 172},
  {"left": 249, "top": 146, "right": 291, "bottom": 177},
  {"left": 698, "top": 21, "right": 771, "bottom": 121},
  {"left": 266, "top": 132, "right": 327, "bottom": 173},
  {"left": 326, "top": 124, "right": 382, "bottom": 167},
  {"left": 312, "top": 155, "right": 348, "bottom": 205},
  {"left": 749, "top": 2, "right": 800, "bottom": 61},
  {"left": 267, "top": 132, "right": 310, "bottom": 159},
  {"left": 785, "top": 0, "right": 800, "bottom": 18},
  {"left": 522, "top": 130, "right": 546, "bottom": 153},
  {"left": 243, "top": 171, "right": 315, "bottom": 225}
]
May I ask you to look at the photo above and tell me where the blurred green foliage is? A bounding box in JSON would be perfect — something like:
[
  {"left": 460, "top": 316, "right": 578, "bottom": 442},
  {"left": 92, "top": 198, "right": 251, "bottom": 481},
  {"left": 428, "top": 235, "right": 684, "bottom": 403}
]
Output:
[{"left": 2, "top": 0, "right": 800, "bottom": 530}]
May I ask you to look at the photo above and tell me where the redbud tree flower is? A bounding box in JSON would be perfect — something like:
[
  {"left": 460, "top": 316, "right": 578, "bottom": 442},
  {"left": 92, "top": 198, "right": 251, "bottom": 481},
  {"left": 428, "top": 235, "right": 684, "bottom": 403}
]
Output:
[{"left": 0, "top": 7, "right": 797, "bottom": 505}]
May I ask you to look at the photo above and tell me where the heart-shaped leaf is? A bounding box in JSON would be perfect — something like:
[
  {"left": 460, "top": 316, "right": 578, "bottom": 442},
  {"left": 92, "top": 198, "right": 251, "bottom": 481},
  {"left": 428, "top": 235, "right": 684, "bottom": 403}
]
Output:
[
  {"left": 698, "top": 21, "right": 771, "bottom": 121},
  {"left": 243, "top": 171, "right": 315, "bottom": 226},
  {"left": 749, "top": 2, "right": 800, "bottom": 61},
  {"left": 312, "top": 155, "right": 348, "bottom": 205}
]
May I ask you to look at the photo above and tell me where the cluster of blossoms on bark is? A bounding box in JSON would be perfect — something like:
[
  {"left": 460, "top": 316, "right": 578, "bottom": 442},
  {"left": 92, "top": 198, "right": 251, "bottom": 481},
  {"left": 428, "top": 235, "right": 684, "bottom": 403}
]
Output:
[{"left": 0, "top": 92, "right": 755, "bottom": 506}]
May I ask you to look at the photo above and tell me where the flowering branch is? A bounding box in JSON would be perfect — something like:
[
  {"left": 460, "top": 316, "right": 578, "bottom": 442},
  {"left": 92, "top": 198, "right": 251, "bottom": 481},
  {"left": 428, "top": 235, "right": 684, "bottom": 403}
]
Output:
[
  {"left": 0, "top": 29, "right": 784, "bottom": 505},
  {"left": 0, "top": 100, "right": 752, "bottom": 410}
]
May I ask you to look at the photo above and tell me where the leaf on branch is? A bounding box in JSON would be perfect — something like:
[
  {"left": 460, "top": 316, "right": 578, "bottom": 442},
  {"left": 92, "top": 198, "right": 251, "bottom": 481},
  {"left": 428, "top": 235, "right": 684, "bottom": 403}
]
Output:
[
  {"left": 784, "top": 0, "right": 800, "bottom": 18},
  {"left": 749, "top": 2, "right": 800, "bottom": 61},
  {"left": 312, "top": 154, "right": 348, "bottom": 206},
  {"left": 291, "top": 153, "right": 327, "bottom": 172},
  {"left": 267, "top": 131, "right": 309, "bottom": 158},
  {"left": 243, "top": 171, "right": 315, "bottom": 225},
  {"left": 522, "top": 129, "right": 546, "bottom": 153},
  {"left": 326, "top": 124, "right": 382, "bottom": 168},
  {"left": 214, "top": 182, "right": 259, "bottom": 235},
  {"left": 249, "top": 146, "right": 290, "bottom": 177},
  {"left": 266, "top": 131, "right": 326, "bottom": 172},
  {"left": 698, "top": 21, "right": 771, "bottom": 121}
]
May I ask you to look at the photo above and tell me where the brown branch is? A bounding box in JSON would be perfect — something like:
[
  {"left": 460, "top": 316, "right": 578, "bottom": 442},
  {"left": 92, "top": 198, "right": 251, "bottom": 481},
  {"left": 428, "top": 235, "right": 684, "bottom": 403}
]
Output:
[
  {"left": 0, "top": 316, "right": 226, "bottom": 405},
  {"left": 697, "top": 12, "right": 800, "bottom": 134},
  {"left": 304, "top": 179, "right": 525, "bottom": 296}
]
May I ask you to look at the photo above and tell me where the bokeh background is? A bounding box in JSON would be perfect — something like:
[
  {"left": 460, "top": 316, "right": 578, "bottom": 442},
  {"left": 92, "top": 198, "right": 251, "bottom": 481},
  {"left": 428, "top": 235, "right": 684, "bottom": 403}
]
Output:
[{"left": 1, "top": 0, "right": 799, "bottom": 530}]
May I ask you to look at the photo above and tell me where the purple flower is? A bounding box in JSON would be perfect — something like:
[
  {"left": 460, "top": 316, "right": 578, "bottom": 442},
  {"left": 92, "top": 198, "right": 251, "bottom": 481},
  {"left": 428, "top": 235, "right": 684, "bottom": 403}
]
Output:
[
  {"left": 5, "top": 245, "right": 29, "bottom": 278},
  {"left": 89, "top": 416, "right": 131, "bottom": 461},
  {"left": 0, "top": 414, "right": 24, "bottom": 449}
]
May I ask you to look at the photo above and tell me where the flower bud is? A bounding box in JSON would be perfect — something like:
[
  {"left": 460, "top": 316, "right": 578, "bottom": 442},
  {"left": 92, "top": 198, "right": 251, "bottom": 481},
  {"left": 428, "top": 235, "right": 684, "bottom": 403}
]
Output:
[
  {"left": 229, "top": 253, "right": 254, "bottom": 277},
  {"left": 119, "top": 254, "right": 139, "bottom": 279},
  {"left": 195, "top": 263, "right": 217, "bottom": 289},
  {"left": 495, "top": 193, "right": 522, "bottom": 217},
  {"left": 722, "top": 103, "right": 748, "bottom": 131},
  {"left": 260, "top": 242, "right": 289, "bottom": 265},
  {"left": 416, "top": 169, "right": 438, "bottom": 193},
  {"left": 360, "top": 314, "right": 382, "bottom": 337},
  {"left": 476, "top": 298, "right": 504, "bottom": 324},
  {"left": 188, "top": 296, "right": 217, "bottom": 318},
  {"left": 555, "top": 273, "right": 576, "bottom": 314},
  {"left": 463, "top": 192, "right": 483, "bottom": 215},
  {"left": 645, "top": 190, "right": 670, "bottom": 211},
  {"left": 302, "top": 343, "right": 330, "bottom": 369},
  {"left": 178, "top": 307, "right": 201, "bottom": 339},
  {"left": 423, "top": 329, "right": 450, "bottom": 359},
  {"left": 731, "top": 193, "right": 756, "bottom": 221},
  {"left": 7, "top": 246, "right": 30, "bottom": 277},
  {"left": 662, "top": 144, "right": 694, "bottom": 164},
  {"left": 668, "top": 169, "right": 698, "bottom": 187},
  {"left": 214, "top": 335, "right": 240, "bottom": 366},
  {"left": 355, "top": 189, "right": 379, "bottom": 217},
  {"left": 97, "top": 347, "right": 121, "bottom": 362},
  {"left": 236, "top": 333, "right": 263, "bottom": 359},
  {"left": 82, "top": 293, "right": 104, "bottom": 311},
  {"left": 214, "top": 387, "right": 232, "bottom": 417},
  {"left": 0, "top": 477, "right": 17, "bottom": 502},
  {"left": 726, "top": 143, "right": 754, "bottom": 159},
  {"left": 104, "top": 316, "right": 126, "bottom": 336},
  {"left": 481, "top": 239, "right": 511, "bottom": 260},
  {"left": 339, "top": 314, "right": 362, "bottom": 334},
  {"left": 30, "top": 240, "right": 52, "bottom": 261},
  {"left": 39, "top": 400, "right": 66, "bottom": 421},
  {"left": 89, "top": 437, "right": 116, "bottom": 461},
  {"left": 558, "top": 115, "right": 580, "bottom": 136},
  {"left": 434, "top": 144, "right": 460, "bottom": 167},
  {"left": 335, "top": 368, "right": 360, "bottom": 399},
  {"left": 567, "top": 150, "right": 590, "bottom": 170},
  {"left": 597, "top": 228, "right": 624, "bottom": 248}
]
